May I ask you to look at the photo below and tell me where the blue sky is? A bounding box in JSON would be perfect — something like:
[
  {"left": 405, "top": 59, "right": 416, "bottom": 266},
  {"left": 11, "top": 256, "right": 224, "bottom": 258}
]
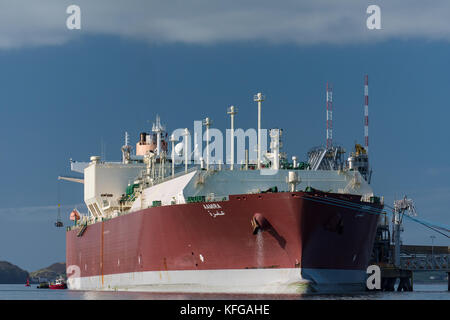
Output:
[{"left": 0, "top": 1, "right": 449, "bottom": 271}]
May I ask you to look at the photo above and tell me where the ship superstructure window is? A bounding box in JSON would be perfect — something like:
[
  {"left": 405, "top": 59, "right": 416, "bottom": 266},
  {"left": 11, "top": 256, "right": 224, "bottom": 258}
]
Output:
[
  {"left": 88, "top": 204, "right": 97, "bottom": 217},
  {"left": 93, "top": 203, "right": 102, "bottom": 216}
]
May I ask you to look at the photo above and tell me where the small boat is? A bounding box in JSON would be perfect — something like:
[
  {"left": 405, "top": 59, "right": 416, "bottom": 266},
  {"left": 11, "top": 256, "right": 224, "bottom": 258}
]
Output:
[
  {"left": 25, "top": 278, "right": 30, "bottom": 287},
  {"left": 49, "top": 278, "right": 67, "bottom": 289}
]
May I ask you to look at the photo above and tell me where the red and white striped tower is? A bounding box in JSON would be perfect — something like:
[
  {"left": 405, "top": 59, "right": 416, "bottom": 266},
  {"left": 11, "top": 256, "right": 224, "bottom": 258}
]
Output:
[
  {"left": 326, "top": 82, "right": 333, "bottom": 149},
  {"left": 364, "top": 75, "right": 369, "bottom": 154}
]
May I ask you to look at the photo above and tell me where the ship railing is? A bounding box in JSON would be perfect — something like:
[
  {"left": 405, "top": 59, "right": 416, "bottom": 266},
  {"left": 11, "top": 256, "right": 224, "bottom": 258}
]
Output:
[
  {"left": 204, "top": 194, "right": 229, "bottom": 202},
  {"left": 150, "top": 166, "right": 199, "bottom": 185}
]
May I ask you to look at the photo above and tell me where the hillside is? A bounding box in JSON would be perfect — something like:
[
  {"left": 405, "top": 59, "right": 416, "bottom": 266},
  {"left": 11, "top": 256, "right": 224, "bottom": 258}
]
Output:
[
  {"left": 0, "top": 261, "right": 29, "bottom": 284},
  {"left": 29, "top": 262, "right": 66, "bottom": 282}
]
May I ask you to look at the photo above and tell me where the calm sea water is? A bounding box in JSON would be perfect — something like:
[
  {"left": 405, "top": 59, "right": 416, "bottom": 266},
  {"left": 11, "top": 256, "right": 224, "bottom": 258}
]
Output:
[{"left": 0, "top": 283, "right": 448, "bottom": 300}]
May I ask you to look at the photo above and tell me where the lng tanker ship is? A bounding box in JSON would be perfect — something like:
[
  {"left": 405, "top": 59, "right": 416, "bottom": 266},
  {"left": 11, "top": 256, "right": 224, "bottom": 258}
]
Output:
[{"left": 64, "top": 92, "right": 383, "bottom": 293}]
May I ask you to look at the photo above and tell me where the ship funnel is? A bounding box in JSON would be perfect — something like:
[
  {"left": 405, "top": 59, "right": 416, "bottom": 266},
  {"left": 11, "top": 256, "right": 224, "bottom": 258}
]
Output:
[{"left": 139, "top": 132, "right": 146, "bottom": 144}]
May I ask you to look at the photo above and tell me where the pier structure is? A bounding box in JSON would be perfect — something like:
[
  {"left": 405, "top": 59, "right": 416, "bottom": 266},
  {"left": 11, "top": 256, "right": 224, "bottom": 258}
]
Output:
[
  {"left": 374, "top": 245, "right": 449, "bottom": 292},
  {"left": 371, "top": 211, "right": 449, "bottom": 291}
]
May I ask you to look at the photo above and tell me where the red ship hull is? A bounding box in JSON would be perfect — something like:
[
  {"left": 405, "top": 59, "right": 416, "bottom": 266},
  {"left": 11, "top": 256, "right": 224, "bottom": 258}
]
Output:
[{"left": 66, "top": 191, "right": 382, "bottom": 293}]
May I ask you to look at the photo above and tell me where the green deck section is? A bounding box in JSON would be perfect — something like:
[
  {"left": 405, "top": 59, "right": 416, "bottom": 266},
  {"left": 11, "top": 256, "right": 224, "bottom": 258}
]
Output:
[
  {"left": 186, "top": 195, "right": 205, "bottom": 203},
  {"left": 126, "top": 183, "right": 139, "bottom": 196}
]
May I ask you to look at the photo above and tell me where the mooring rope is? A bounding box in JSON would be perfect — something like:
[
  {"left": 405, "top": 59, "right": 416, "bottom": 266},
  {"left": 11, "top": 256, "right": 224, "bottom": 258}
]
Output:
[{"left": 301, "top": 193, "right": 449, "bottom": 238}]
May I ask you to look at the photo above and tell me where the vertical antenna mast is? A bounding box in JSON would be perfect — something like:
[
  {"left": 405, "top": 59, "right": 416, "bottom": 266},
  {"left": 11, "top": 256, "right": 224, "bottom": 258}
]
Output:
[
  {"left": 169, "top": 134, "right": 177, "bottom": 178},
  {"left": 152, "top": 115, "right": 165, "bottom": 156},
  {"left": 183, "top": 128, "right": 189, "bottom": 173},
  {"left": 253, "top": 92, "right": 265, "bottom": 170},
  {"left": 202, "top": 117, "right": 212, "bottom": 170},
  {"left": 121, "top": 132, "right": 132, "bottom": 164},
  {"left": 364, "top": 75, "right": 369, "bottom": 154},
  {"left": 101, "top": 137, "right": 106, "bottom": 160},
  {"left": 227, "top": 106, "right": 237, "bottom": 170},
  {"left": 326, "top": 82, "right": 333, "bottom": 149},
  {"left": 125, "top": 131, "right": 129, "bottom": 146}
]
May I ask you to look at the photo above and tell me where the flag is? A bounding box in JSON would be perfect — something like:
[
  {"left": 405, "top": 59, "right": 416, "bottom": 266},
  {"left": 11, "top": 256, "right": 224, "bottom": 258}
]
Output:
[{"left": 70, "top": 208, "right": 80, "bottom": 221}]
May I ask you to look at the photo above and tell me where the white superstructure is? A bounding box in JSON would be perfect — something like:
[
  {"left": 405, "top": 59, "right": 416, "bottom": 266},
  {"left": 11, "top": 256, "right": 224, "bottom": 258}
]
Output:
[{"left": 66, "top": 89, "right": 378, "bottom": 224}]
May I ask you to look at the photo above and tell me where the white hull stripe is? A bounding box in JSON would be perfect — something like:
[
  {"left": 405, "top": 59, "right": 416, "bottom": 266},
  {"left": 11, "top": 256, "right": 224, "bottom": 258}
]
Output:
[{"left": 67, "top": 268, "right": 367, "bottom": 294}]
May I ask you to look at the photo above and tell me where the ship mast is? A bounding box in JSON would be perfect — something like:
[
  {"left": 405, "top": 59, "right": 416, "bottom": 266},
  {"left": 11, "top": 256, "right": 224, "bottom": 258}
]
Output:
[
  {"left": 121, "top": 131, "right": 131, "bottom": 164},
  {"left": 326, "top": 82, "right": 333, "bottom": 149},
  {"left": 364, "top": 75, "right": 369, "bottom": 154},
  {"left": 202, "top": 117, "right": 212, "bottom": 170},
  {"left": 254, "top": 92, "right": 265, "bottom": 170},
  {"left": 152, "top": 115, "right": 165, "bottom": 156},
  {"left": 227, "top": 106, "right": 237, "bottom": 170},
  {"left": 170, "top": 134, "right": 176, "bottom": 178},
  {"left": 183, "top": 128, "right": 189, "bottom": 173}
]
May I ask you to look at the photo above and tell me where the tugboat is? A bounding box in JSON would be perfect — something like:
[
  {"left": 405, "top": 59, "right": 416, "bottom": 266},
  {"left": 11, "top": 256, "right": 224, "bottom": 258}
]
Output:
[{"left": 49, "top": 278, "right": 67, "bottom": 290}]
